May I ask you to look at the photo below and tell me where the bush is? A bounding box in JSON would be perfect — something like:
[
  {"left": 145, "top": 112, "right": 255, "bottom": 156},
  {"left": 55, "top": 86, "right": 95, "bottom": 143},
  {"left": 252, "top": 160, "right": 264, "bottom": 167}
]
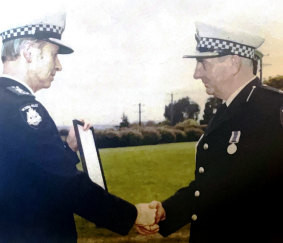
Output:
[
  {"left": 175, "top": 119, "right": 199, "bottom": 131},
  {"left": 157, "top": 119, "right": 171, "bottom": 126},
  {"left": 140, "top": 127, "right": 161, "bottom": 145},
  {"left": 157, "top": 127, "right": 176, "bottom": 144},
  {"left": 129, "top": 123, "right": 141, "bottom": 129},
  {"left": 93, "top": 130, "right": 103, "bottom": 148},
  {"left": 172, "top": 129, "right": 187, "bottom": 142},
  {"left": 94, "top": 129, "right": 121, "bottom": 148},
  {"left": 184, "top": 128, "right": 204, "bottom": 141},
  {"left": 93, "top": 121, "right": 205, "bottom": 148},
  {"left": 145, "top": 120, "right": 157, "bottom": 127},
  {"left": 120, "top": 129, "right": 143, "bottom": 147}
]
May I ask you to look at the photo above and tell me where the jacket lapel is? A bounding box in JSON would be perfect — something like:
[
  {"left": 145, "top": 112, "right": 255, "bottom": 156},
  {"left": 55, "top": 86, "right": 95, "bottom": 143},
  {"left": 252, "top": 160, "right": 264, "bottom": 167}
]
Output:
[{"left": 204, "top": 78, "right": 261, "bottom": 137}]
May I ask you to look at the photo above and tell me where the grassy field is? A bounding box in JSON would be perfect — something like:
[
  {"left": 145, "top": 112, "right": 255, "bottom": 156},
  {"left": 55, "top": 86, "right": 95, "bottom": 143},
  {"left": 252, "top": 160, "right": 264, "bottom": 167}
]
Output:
[{"left": 76, "top": 142, "right": 196, "bottom": 242}]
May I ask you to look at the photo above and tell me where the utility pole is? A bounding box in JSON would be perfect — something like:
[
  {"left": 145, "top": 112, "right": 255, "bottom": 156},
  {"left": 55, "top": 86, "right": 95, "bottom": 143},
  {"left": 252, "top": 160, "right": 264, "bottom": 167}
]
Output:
[{"left": 134, "top": 103, "right": 144, "bottom": 126}]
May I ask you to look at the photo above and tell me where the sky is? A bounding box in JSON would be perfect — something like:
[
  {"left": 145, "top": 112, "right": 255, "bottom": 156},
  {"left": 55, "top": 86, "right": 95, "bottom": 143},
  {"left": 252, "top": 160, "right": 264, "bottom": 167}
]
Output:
[{"left": 1, "top": 0, "right": 283, "bottom": 126}]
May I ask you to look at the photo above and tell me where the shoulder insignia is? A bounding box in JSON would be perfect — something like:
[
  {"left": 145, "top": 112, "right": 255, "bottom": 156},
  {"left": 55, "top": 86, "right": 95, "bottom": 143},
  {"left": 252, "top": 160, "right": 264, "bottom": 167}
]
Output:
[
  {"left": 6, "top": 86, "right": 33, "bottom": 96},
  {"left": 261, "top": 85, "right": 283, "bottom": 94},
  {"left": 20, "top": 104, "right": 42, "bottom": 127}
]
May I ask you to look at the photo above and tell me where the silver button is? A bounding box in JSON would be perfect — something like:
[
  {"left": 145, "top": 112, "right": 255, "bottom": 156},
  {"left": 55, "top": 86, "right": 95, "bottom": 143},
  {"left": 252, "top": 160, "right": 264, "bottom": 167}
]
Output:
[
  {"left": 199, "top": 167, "right": 204, "bottom": 174},
  {"left": 203, "top": 143, "right": 209, "bottom": 150},
  {"left": 191, "top": 214, "right": 198, "bottom": 221},
  {"left": 194, "top": 190, "right": 200, "bottom": 197}
]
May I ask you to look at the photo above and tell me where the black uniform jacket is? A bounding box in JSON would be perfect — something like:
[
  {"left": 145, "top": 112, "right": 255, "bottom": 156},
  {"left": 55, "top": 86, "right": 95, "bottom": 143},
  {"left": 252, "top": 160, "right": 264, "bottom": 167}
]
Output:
[
  {"left": 0, "top": 77, "right": 137, "bottom": 243},
  {"left": 159, "top": 78, "right": 283, "bottom": 243}
]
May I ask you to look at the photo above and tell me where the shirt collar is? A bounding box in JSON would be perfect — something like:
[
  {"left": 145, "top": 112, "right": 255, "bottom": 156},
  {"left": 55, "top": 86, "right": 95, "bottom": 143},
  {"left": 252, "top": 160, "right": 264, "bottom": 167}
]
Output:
[
  {"left": 0, "top": 74, "right": 35, "bottom": 96},
  {"left": 225, "top": 76, "right": 256, "bottom": 107}
]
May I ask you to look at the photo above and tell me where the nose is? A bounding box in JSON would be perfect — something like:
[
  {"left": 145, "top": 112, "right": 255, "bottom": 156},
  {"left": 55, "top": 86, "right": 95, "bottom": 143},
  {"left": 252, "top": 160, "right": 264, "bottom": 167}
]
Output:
[
  {"left": 55, "top": 56, "right": 62, "bottom": 72},
  {"left": 193, "top": 61, "right": 203, "bottom": 79}
]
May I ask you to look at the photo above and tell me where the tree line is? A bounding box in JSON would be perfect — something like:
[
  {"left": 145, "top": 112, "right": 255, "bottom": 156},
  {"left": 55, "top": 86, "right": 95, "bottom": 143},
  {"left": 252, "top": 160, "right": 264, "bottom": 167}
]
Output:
[{"left": 59, "top": 75, "right": 283, "bottom": 148}]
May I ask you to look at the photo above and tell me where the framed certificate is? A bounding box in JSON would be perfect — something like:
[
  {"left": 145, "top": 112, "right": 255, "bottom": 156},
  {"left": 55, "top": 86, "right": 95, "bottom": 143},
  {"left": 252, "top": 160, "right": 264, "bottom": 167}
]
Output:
[{"left": 73, "top": 119, "right": 107, "bottom": 191}]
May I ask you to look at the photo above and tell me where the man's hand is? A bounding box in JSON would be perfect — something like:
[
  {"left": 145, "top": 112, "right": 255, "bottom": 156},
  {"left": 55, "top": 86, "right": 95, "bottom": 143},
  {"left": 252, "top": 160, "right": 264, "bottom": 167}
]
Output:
[
  {"left": 149, "top": 200, "right": 166, "bottom": 223},
  {"left": 66, "top": 119, "right": 91, "bottom": 152},
  {"left": 136, "top": 223, "right": 160, "bottom": 235},
  {"left": 135, "top": 203, "right": 157, "bottom": 226},
  {"left": 135, "top": 201, "right": 166, "bottom": 235}
]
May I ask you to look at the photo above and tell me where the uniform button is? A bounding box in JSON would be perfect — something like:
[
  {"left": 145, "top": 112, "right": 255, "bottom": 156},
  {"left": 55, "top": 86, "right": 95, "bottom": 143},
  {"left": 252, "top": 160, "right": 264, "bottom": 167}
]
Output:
[
  {"left": 203, "top": 143, "right": 209, "bottom": 150},
  {"left": 191, "top": 214, "right": 198, "bottom": 221},
  {"left": 199, "top": 167, "right": 204, "bottom": 174},
  {"left": 194, "top": 190, "right": 200, "bottom": 197}
]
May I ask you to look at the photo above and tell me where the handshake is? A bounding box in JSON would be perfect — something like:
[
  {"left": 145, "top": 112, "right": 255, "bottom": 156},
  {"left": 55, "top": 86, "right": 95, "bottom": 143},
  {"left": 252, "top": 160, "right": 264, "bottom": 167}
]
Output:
[{"left": 135, "top": 201, "right": 166, "bottom": 235}]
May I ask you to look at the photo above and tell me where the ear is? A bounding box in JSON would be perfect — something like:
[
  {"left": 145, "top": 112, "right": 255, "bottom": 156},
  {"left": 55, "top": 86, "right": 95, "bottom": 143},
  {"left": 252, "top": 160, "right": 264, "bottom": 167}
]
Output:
[
  {"left": 22, "top": 47, "right": 32, "bottom": 63},
  {"left": 230, "top": 55, "right": 241, "bottom": 75},
  {"left": 21, "top": 43, "right": 38, "bottom": 64}
]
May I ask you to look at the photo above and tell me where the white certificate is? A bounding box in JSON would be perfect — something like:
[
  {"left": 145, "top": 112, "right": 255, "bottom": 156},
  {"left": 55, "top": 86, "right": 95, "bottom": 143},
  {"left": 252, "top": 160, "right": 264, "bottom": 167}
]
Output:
[{"left": 73, "top": 120, "right": 107, "bottom": 191}]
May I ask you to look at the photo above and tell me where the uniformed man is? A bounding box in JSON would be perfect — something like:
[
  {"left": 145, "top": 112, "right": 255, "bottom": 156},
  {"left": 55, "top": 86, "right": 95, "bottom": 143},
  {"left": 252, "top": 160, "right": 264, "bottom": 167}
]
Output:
[
  {"left": 0, "top": 12, "right": 157, "bottom": 242},
  {"left": 137, "top": 22, "right": 283, "bottom": 243}
]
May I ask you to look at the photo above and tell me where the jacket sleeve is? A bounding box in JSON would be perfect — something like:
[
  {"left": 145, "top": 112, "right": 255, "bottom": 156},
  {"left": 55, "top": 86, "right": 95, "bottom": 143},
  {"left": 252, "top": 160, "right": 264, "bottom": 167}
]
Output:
[
  {"left": 55, "top": 143, "right": 137, "bottom": 234},
  {"left": 24, "top": 127, "right": 137, "bottom": 235},
  {"left": 159, "top": 181, "right": 195, "bottom": 237},
  {"left": 64, "top": 172, "right": 137, "bottom": 235}
]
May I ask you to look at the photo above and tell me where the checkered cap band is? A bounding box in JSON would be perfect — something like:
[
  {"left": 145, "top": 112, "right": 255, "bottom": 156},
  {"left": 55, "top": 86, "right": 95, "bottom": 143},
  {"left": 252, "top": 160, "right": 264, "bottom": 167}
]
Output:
[
  {"left": 0, "top": 23, "right": 63, "bottom": 42},
  {"left": 197, "top": 36, "right": 255, "bottom": 59}
]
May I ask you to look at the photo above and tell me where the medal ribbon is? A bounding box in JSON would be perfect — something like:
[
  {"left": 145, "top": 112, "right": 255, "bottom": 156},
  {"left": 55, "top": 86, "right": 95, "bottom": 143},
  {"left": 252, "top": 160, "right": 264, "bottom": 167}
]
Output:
[{"left": 229, "top": 131, "right": 241, "bottom": 144}]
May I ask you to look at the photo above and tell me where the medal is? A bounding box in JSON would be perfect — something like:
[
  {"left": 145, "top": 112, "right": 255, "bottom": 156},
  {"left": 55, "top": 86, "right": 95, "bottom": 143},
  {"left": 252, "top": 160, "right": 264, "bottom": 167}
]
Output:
[
  {"left": 227, "top": 143, "right": 237, "bottom": 154},
  {"left": 227, "top": 131, "right": 241, "bottom": 155}
]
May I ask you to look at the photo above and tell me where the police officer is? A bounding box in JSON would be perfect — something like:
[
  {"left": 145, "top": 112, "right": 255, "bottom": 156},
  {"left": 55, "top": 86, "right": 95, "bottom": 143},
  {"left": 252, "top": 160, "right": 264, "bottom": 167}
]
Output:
[
  {"left": 137, "top": 22, "right": 283, "bottom": 243},
  {"left": 0, "top": 12, "right": 157, "bottom": 242}
]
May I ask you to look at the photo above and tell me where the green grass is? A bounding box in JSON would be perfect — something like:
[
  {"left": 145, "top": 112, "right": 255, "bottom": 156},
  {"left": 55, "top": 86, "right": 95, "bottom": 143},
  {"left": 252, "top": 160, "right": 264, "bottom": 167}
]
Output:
[{"left": 76, "top": 142, "right": 196, "bottom": 242}]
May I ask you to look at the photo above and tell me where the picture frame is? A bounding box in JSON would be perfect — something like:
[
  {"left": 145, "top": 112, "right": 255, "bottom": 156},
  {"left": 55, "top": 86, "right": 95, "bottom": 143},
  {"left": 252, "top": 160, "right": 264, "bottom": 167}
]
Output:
[{"left": 73, "top": 119, "right": 108, "bottom": 191}]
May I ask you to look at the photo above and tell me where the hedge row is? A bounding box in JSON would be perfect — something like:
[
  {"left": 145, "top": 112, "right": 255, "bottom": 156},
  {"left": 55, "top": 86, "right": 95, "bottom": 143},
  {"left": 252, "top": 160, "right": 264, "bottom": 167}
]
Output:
[
  {"left": 93, "top": 126, "right": 204, "bottom": 148},
  {"left": 59, "top": 119, "right": 207, "bottom": 148}
]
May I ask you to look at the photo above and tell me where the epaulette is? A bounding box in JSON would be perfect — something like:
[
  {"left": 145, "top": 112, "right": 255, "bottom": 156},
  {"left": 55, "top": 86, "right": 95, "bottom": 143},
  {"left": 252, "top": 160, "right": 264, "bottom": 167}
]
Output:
[
  {"left": 261, "top": 85, "right": 283, "bottom": 94},
  {"left": 6, "top": 86, "right": 34, "bottom": 97}
]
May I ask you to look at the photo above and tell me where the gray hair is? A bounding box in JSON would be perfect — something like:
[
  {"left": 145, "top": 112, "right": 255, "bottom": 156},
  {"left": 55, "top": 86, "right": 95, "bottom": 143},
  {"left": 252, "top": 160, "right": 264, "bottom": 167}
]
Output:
[
  {"left": 217, "top": 55, "right": 253, "bottom": 66},
  {"left": 241, "top": 56, "right": 258, "bottom": 75},
  {"left": 1, "top": 38, "right": 47, "bottom": 63}
]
